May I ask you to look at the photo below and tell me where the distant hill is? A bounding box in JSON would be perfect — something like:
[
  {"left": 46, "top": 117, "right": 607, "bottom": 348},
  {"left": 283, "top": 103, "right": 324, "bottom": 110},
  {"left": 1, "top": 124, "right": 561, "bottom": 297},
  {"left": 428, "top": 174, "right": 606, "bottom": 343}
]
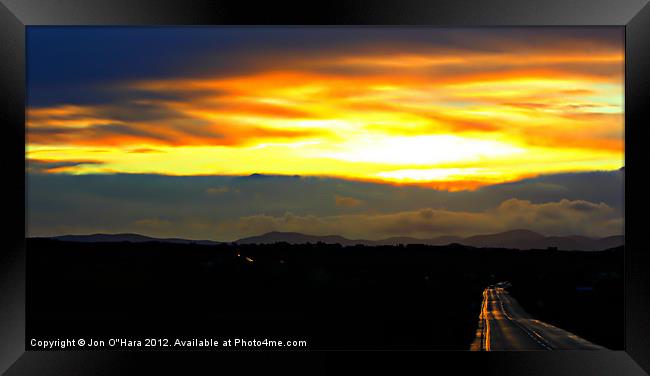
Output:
[
  {"left": 236, "top": 231, "right": 356, "bottom": 246},
  {"left": 235, "top": 229, "right": 623, "bottom": 251},
  {"left": 462, "top": 229, "right": 547, "bottom": 249},
  {"left": 46, "top": 233, "right": 221, "bottom": 246},
  {"left": 39, "top": 229, "right": 623, "bottom": 251}
]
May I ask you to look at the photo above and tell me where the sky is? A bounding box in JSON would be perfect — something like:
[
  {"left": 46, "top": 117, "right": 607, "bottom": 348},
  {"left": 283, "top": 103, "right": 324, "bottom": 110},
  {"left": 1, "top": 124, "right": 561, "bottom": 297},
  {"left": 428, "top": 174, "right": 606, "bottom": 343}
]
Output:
[{"left": 26, "top": 27, "right": 625, "bottom": 241}]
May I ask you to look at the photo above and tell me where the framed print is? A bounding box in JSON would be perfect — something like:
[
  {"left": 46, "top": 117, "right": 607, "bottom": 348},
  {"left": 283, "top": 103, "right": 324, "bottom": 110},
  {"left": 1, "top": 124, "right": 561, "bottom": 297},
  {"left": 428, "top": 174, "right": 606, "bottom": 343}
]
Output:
[{"left": 1, "top": 0, "right": 649, "bottom": 374}]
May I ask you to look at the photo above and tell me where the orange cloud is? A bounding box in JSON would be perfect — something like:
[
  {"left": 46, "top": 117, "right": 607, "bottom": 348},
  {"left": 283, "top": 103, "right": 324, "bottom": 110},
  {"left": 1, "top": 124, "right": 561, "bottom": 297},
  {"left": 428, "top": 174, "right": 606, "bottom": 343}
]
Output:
[{"left": 27, "top": 34, "right": 623, "bottom": 189}]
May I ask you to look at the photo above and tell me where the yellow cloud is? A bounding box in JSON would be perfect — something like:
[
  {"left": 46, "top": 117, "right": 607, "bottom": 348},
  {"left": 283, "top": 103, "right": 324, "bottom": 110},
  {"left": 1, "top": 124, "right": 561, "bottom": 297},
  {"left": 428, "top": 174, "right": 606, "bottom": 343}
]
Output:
[{"left": 26, "top": 38, "right": 623, "bottom": 190}]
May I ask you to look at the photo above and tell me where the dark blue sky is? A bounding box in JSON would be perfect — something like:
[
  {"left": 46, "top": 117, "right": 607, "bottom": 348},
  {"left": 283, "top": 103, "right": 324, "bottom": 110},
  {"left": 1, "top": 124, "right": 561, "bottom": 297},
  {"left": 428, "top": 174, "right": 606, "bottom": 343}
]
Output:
[
  {"left": 26, "top": 27, "right": 624, "bottom": 240},
  {"left": 27, "top": 26, "right": 623, "bottom": 107}
]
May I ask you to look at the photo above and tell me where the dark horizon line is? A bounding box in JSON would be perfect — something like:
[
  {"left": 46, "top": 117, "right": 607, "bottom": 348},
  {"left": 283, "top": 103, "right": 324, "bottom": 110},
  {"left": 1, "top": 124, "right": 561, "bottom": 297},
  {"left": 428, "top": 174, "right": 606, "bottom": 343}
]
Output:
[
  {"left": 26, "top": 166, "right": 626, "bottom": 179},
  {"left": 29, "top": 228, "right": 625, "bottom": 244}
]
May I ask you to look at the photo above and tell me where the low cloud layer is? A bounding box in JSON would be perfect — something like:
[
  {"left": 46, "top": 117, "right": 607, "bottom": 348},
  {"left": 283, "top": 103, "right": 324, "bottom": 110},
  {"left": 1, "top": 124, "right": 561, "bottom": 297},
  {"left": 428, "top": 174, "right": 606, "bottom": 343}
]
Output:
[
  {"left": 215, "top": 198, "right": 622, "bottom": 241},
  {"left": 27, "top": 170, "right": 624, "bottom": 241}
]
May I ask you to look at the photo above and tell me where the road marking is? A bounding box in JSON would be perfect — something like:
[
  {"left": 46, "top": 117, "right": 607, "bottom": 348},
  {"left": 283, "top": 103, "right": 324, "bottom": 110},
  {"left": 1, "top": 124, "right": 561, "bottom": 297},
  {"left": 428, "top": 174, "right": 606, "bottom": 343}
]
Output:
[
  {"left": 495, "top": 289, "right": 552, "bottom": 350},
  {"left": 484, "top": 292, "right": 491, "bottom": 351},
  {"left": 474, "top": 285, "right": 604, "bottom": 351},
  {"left": 479, "top": 288, "right": 491, "bottom": 351}
]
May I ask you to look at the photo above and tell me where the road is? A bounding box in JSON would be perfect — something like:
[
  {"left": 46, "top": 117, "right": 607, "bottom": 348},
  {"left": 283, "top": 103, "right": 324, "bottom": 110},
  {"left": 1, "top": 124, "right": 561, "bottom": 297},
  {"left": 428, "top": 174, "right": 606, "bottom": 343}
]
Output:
[{"left": 470, "top": 286, "right": 605, "bottom": 351}]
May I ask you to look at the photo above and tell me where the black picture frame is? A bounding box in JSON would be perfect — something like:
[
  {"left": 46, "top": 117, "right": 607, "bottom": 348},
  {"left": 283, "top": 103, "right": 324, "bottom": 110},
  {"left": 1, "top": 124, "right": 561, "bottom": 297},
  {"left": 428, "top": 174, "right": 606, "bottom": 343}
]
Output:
[{"left": 1, "top": 0, "right": 649, "bottom": 374}]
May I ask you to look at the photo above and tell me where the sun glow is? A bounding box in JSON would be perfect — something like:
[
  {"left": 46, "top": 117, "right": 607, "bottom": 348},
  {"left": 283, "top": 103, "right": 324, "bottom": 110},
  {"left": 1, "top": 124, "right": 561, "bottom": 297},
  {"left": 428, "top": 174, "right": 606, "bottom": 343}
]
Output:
[
  {"left": 328, "top": 135, "right": 524, "bottom": 166},
  {"left": 26, "top": 32, "right": 624, "bottom": 191}
]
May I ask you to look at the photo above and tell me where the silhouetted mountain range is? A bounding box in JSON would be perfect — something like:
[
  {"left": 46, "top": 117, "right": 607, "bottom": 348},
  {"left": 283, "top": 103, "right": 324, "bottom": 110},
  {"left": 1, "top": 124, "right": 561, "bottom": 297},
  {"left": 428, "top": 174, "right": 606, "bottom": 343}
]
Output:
[
  {"left": 40, "top": 229, "right": 623, "bottom": 251},
  {"left": 235, "top": 229, "right": 623, "bottom": 251},
  {"left": 48, "top": 233, "right": 221, "bottom": 246}
]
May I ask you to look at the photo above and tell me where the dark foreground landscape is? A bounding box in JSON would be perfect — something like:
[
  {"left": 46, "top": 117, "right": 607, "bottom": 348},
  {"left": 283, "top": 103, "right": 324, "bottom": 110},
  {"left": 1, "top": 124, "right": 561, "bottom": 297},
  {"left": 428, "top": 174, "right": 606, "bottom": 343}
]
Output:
[{"left": 27, "top": 238, "right": 623, "bottom": 350}]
